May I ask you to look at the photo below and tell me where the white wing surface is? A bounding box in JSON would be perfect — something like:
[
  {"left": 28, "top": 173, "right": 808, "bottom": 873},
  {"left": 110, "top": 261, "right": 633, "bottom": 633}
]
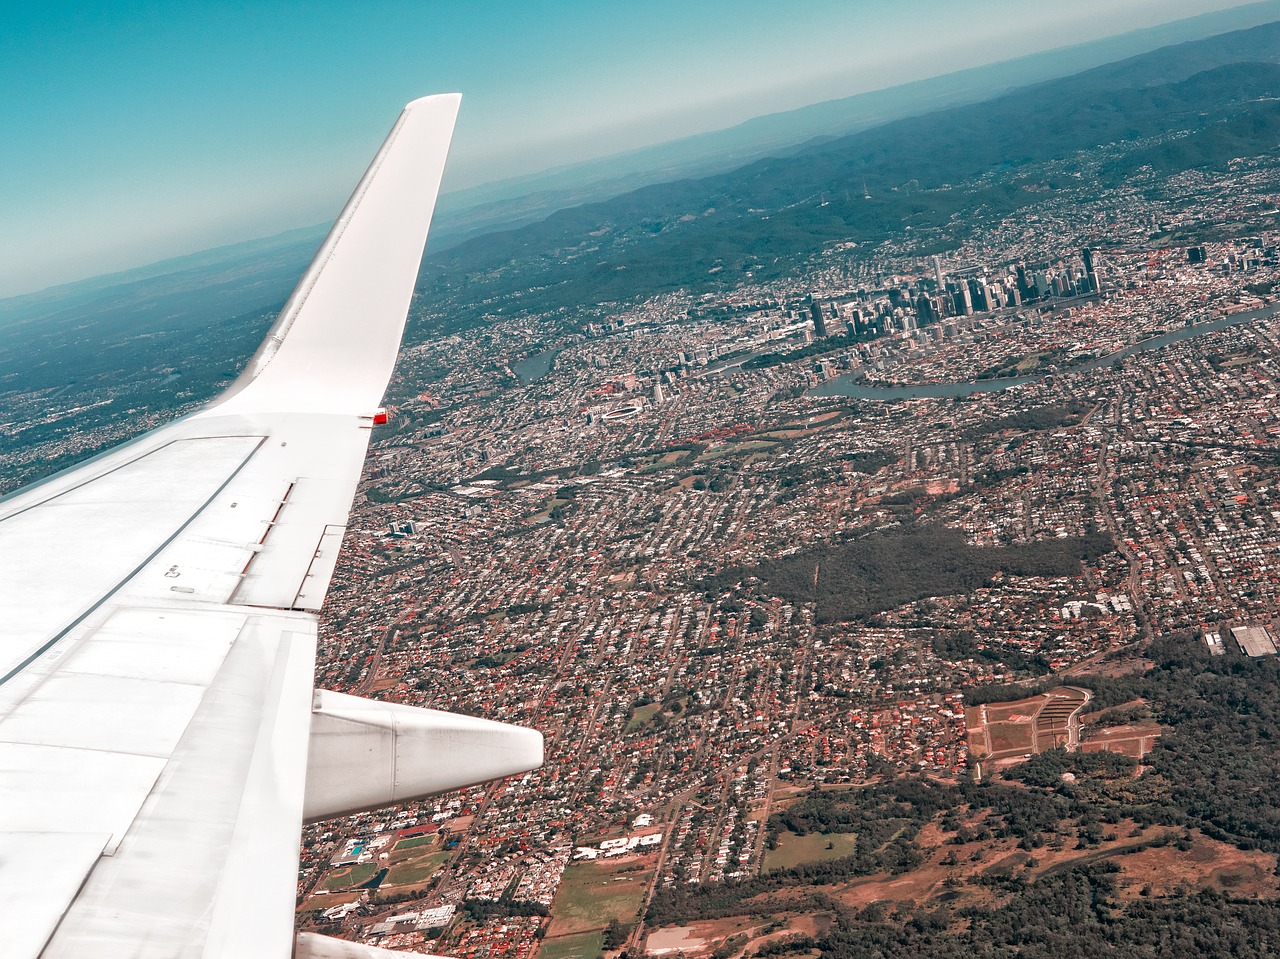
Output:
[{"left": 0, "top": 95, "right": 543, "bottom": 959}]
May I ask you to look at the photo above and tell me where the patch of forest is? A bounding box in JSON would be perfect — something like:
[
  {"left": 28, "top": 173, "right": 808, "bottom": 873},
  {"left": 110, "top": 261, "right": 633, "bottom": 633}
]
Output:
[
  {"left": 960, "top": 399, "right": 1093, "bottom": 439},
  {"left": 931, "top": 630, "right": 1054, "bottom": 674},
  {"left": 714, "top": 525, "right": 1114, "bottom": 624},
  {"left": 764, "top": 865, "right": 1280, "bottom": 959}
]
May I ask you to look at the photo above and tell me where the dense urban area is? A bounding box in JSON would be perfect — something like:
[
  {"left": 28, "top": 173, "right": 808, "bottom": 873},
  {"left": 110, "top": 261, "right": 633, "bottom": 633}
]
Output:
[{"left": 280, "top": 150, "right": 1280, "bottom": 957}]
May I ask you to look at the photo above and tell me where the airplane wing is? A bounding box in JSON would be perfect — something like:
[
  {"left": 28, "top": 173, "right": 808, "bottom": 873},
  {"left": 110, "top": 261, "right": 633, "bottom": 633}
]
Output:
[{"left": 0, "top": 94, "right": 543, "bottom": 959}]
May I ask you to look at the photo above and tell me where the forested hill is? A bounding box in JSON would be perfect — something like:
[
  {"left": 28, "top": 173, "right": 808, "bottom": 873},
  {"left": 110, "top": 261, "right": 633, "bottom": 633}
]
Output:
[
  {"left": 709, "top": 525, "right": 1115, "bottom": 625},
  {"left": 417, "top": 21, "right": 1280, "bottom": 330}
]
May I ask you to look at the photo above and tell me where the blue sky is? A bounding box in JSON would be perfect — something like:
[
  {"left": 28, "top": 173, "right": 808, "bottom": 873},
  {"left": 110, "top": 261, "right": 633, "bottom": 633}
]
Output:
[{"left": 0, "top": 0, "right": 1266, "bottom": 297}]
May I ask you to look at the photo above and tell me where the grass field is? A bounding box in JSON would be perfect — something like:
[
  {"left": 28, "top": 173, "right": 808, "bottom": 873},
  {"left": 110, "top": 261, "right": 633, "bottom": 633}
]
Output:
[
  {"left": 538, "top": 931, "right": 606, "bottom": 959},
  {"left": 395, "top": 835, "right": 436, "bottom": 851},
  {"left": 1012, "top": 351, "right": 1054, "bottom": 372},
  {"left": 385, "top": 851, "right": 450, "bottom": 886},
  {"left": 300, "top": 891, "right": 363, "bottom": 912},
  {"left": 764, "top": 831, "right": 859, "bottom": 872},
  {"left": 321, "top": 861, "right": 379, "bottom": 892},
  {"left": 530, "top": 495, "right": 570, "bottom": 524},
  {"left": 548, "top": 860, "right": 650, "bottom": 936},
  {"left": 626, "top": 703, "right": 662, "bottom": 733},
  {"left": 757, "top": 429, "right": 811, "bottom": 440},
  {"left": 698, "top": 440, "right": 777, "bottom": 462}
]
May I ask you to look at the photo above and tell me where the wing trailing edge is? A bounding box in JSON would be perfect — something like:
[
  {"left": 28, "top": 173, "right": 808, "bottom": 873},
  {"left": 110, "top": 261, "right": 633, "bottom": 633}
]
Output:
[{"left": 296, "top": 931, "right": 452, "bottom": 959}]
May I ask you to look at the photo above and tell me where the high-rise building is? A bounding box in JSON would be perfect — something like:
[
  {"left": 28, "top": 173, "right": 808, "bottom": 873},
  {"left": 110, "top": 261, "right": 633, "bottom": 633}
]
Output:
[
  {"left": 968, "top": 278, "right": 993, "bottom": 312},
  {"left": 1081, "top": 248, "right": 1099, "bottom": 292},
  {"left": 1016, "top": 265, "right": 1034, "bottom": 301},
  {"left": 915, "top": 293, "right": 935, "bottom": 325},
  {"left": 932, "top": 255, "right": 944, "bottom": 289},
  {"left": 809, "top": 298, "right": 828, "bottom": 338}
]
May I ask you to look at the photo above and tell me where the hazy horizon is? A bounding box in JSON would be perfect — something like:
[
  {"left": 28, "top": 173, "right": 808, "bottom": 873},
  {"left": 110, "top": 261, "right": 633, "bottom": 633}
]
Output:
[{"left": 2, "top": 0, "right": 1271, "bottom": 299}]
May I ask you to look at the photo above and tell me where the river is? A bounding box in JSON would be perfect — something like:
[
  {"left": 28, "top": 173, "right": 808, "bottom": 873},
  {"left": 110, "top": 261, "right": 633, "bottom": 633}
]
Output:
[{"left": 808, "top": 305, "right": 1278, "bottom": 401}]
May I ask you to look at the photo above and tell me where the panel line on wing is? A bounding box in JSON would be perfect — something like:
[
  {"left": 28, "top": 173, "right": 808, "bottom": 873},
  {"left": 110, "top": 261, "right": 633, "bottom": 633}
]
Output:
[
  {"left": 0, "top": 434, "right": 265, "bottom": 521},
  {"left": 0, "top": 436, "right": 266, "bottom": 688}
]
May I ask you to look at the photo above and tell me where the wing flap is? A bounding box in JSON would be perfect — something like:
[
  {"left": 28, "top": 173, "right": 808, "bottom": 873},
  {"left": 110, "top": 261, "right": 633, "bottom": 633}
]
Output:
[
  {"left": 0, "top": 833, "right": 110, "bottom": 959},
  {"left": 0, "top": 607, "right": 245, "bottom": 869},
  {"left": 40, "top": 615, "right": 316, "bottom": 959}
]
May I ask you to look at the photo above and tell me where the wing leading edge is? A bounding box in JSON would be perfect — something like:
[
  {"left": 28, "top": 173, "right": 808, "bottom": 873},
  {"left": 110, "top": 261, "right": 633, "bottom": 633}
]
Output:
[{"left": 0, "top": 95, "right": 543, "bottom": 959}]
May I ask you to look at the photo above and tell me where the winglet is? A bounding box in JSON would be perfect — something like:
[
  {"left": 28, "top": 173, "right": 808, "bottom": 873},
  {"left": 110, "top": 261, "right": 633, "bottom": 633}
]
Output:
[{"left": 211, "top": 94, "right": 461, "bottom": 417}]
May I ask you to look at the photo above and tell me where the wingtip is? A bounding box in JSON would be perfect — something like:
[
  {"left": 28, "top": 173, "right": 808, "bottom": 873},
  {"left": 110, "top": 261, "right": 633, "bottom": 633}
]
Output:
[
  {"left": 208, "top": 89, "right": 461, "bottom": 416},
  {"left": 405, "top": 92, "right": 462, "bottom": 112}
]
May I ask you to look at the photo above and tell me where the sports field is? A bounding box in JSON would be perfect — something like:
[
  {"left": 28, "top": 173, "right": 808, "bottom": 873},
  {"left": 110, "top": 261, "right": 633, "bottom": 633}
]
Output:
[
  {"left": 547, "top": 859, "right": 651, "bottom": 937},
  {"left": 538, "top": 931, "right": 606, "bottom": 959}
]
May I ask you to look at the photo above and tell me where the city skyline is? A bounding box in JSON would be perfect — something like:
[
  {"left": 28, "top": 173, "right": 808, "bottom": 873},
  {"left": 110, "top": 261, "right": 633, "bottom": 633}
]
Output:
[{"left": 1, "top": 0, "right": 1270, "bottom": 299}]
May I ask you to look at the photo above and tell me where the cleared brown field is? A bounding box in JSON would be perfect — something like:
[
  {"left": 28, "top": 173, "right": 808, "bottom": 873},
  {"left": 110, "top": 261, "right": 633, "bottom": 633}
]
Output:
[
  {"left": 1112, "top": 832, "right": 1277, "bottom": 899},
  {"left": 985, "top": 703, "right": 1038, "bottom": 724},
  {"left": 642, "top": 819, "right": 1272, "bottom": 959},
  {"left": 1081, "top": 722, "right": 1162, "bottom": 758},
  {"left": 1034, "top": 724, "right": 1071, "bottom": 752},
  {"left": 782, "top": 410, "right": 842, "bottom": 427},
  {"left": 971, "top": 687, "right": 1090, "bottom": 762},
  {"left": 987, "top": 721, "right": 1035, "bottom": 755}
]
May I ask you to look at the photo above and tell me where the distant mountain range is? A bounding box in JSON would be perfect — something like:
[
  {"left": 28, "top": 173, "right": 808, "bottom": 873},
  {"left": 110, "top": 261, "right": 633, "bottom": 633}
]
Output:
[
  {"left": 417, "top": 19, "right": 1280, "bottom": 329},
  {"left": 0, "top": 227, "right": 320, "bottom": 408},
  {"left": 426, "top": 0, "right": 1280, "bottom": 250}
]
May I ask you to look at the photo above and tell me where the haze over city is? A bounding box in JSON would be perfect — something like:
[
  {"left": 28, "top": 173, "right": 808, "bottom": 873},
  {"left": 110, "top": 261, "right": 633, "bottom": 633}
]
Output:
[{"left": 1, "top": 0, "right": 1272, "bottom": 298}]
